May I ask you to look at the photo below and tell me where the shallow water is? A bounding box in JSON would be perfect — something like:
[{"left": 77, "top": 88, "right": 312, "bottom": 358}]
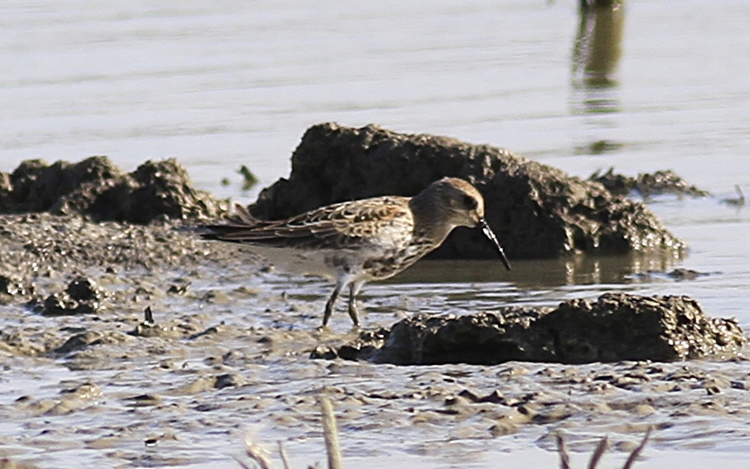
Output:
[{"left": 2, "top": 0, "right": 750, "bottom": 467}]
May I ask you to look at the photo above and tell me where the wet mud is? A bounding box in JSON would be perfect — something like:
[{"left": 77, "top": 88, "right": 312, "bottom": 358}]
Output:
[
  {"left": 0, "top": 215, "right": 746, "bottom": 467},
  {"left": 0, "top": 154, "right": 747, "bottom": 467}
]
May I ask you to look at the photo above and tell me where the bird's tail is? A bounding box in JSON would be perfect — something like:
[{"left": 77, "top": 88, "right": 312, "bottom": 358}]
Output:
[{"left": 199, "top": 203, "right": 267, "bottom": 241}]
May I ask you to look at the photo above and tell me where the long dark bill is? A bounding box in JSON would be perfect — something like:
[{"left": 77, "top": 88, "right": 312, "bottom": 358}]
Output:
[{"left": 479, "top": 218, "right": 511, "bottom": 271}]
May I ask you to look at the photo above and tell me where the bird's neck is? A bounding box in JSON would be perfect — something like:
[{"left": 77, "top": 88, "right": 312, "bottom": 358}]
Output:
[{"left": 409, "top": 196, "right": 455, "bottom": 245}]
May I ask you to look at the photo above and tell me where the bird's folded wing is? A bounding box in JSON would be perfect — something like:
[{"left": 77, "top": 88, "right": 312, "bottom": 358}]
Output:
[{"left": 202, "top": 197, "right": 414, "bottom": 251}]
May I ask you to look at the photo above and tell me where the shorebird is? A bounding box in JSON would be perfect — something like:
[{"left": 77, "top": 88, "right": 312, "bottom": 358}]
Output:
[{"left": 202, "top": 177, "right": 511, "bottom": 328}]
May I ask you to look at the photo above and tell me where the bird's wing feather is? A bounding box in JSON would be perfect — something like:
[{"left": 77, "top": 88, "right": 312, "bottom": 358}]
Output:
[{"left": 202, "top": 196, "right": 414, "bottom": 251}]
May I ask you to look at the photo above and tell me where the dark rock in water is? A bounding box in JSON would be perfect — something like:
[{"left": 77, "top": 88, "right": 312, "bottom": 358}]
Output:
[
  {"left": 310, "top": 345, "right": 339, "bottom": 360},
  {"left": 249, "top": 123, "right": 684, "bottom": 259},
  {"left": 628, "top": 268, "right": 708, "bottom": 282},
  {"left": 315, "top": 293, "right": 746, "bottom": 365},
  {"left": 589, "top": 168, "right": 709, "bottom": 198},
  {"left": 54, "top": 331, "right": 104, "bottom": 354},
  {"left": 0, "top": 156, "right": 226, "bottom": 223},
  {"left": 66, "top": 277, "right": 100, "bottom": 302},
  {"left": 33, "top": 276, "right": 105, "bottom": 316},
  {"left": 0, "top": 274, "right": 28, "bottom": 301},
  {"left": 213, "top": 373, "right": 245, "bottom": 389}
]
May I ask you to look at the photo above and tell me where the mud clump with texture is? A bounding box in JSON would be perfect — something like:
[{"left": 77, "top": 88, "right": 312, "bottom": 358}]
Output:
[
  {"left": 589, "top": 168, "right": 710, "bottom": 198},
  {"left": 30, "top": 276, "right": 105, "bottom": 317},
  {"left": 313, "top": 293, "right": 746, "bottom": 365},
  {"left": 249, "top": 123, "right": 685, "bottom": 259},
  {"left": 0, "top": 156, "right": 227, "bottom": 223}
]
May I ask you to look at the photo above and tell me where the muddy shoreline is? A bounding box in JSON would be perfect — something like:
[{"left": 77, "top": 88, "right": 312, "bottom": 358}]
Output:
[
  {"left": 0, "top": 209, "right": 748, "bottom": 468},
  {"left": 0, "top": 151, "right": 747, "bottom": 467}
]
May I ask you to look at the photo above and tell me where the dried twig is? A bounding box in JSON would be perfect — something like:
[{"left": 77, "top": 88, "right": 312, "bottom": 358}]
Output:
[
  {"left": 235, "top": 400, "right": 648, "bottom": 469},
  {"left": 587, "top": 436, "right": 608, "bottom": 469},
  {"left": 278, "top": 441, "right": 291, "bottom": 469},
  {"left": 556, "top": 433, "right": 571, "bottom": 469},
  {"left": 622, "top": 428, "right": 652, "bottom": 469},
  {"left": 556, "top": 429, "right": 650, "bottom": 469},
  {"left": 237, "top": 433, "right": 273, "bottom": 469},
  {"left": 320, "top": 396, "right": 343, "bottom": 469}
]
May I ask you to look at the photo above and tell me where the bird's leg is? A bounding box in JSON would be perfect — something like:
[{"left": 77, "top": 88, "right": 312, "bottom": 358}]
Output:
[
  {"left": 347, "top": 281, "right": 364, "bottom": 328},
  {"left": 322, "top": 284, "right": 342, "bottom": 328}
]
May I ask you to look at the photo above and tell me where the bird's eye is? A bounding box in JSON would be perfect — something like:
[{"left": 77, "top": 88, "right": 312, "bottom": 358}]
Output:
[{"left": 463, "top": 194, "right": 478, "bottom": 210}]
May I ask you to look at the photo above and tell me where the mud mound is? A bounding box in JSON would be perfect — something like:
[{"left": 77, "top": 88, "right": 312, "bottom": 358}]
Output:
[
  {"left": 249, "top": 123, "right": 684, "bottom": 259},
  {"left": 314, "top": 293, "right": 746, "bottom": 365},
  {"left": 0, "top": 156, "right": 226, "bottom": 223}
]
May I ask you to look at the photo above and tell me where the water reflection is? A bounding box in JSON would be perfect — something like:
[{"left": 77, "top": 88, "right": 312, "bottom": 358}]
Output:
[
  {"left": 570, "top": 0, "right": 626, "bottom": 156},
  {"left": 572, "top": 0, "right": 625, "bottom": 89},
  {"left": 573, "top": 139, "right": 625, "bottom": 155},
  {"left": 571, "top": 0, "right": 624, "bottom": 115},
  {"left": 387, "top": 250, "right": 683, "bottom": 289}
]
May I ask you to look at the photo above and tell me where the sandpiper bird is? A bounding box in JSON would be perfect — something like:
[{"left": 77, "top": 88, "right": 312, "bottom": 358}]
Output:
[{"left": 201, "top": 177, "right": 511, "bottom": 328}]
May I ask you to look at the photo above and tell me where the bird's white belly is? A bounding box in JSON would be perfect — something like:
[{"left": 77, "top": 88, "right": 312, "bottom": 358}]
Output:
[{"left": 243, "top": 245, "right": 370, "bottom": 281}]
